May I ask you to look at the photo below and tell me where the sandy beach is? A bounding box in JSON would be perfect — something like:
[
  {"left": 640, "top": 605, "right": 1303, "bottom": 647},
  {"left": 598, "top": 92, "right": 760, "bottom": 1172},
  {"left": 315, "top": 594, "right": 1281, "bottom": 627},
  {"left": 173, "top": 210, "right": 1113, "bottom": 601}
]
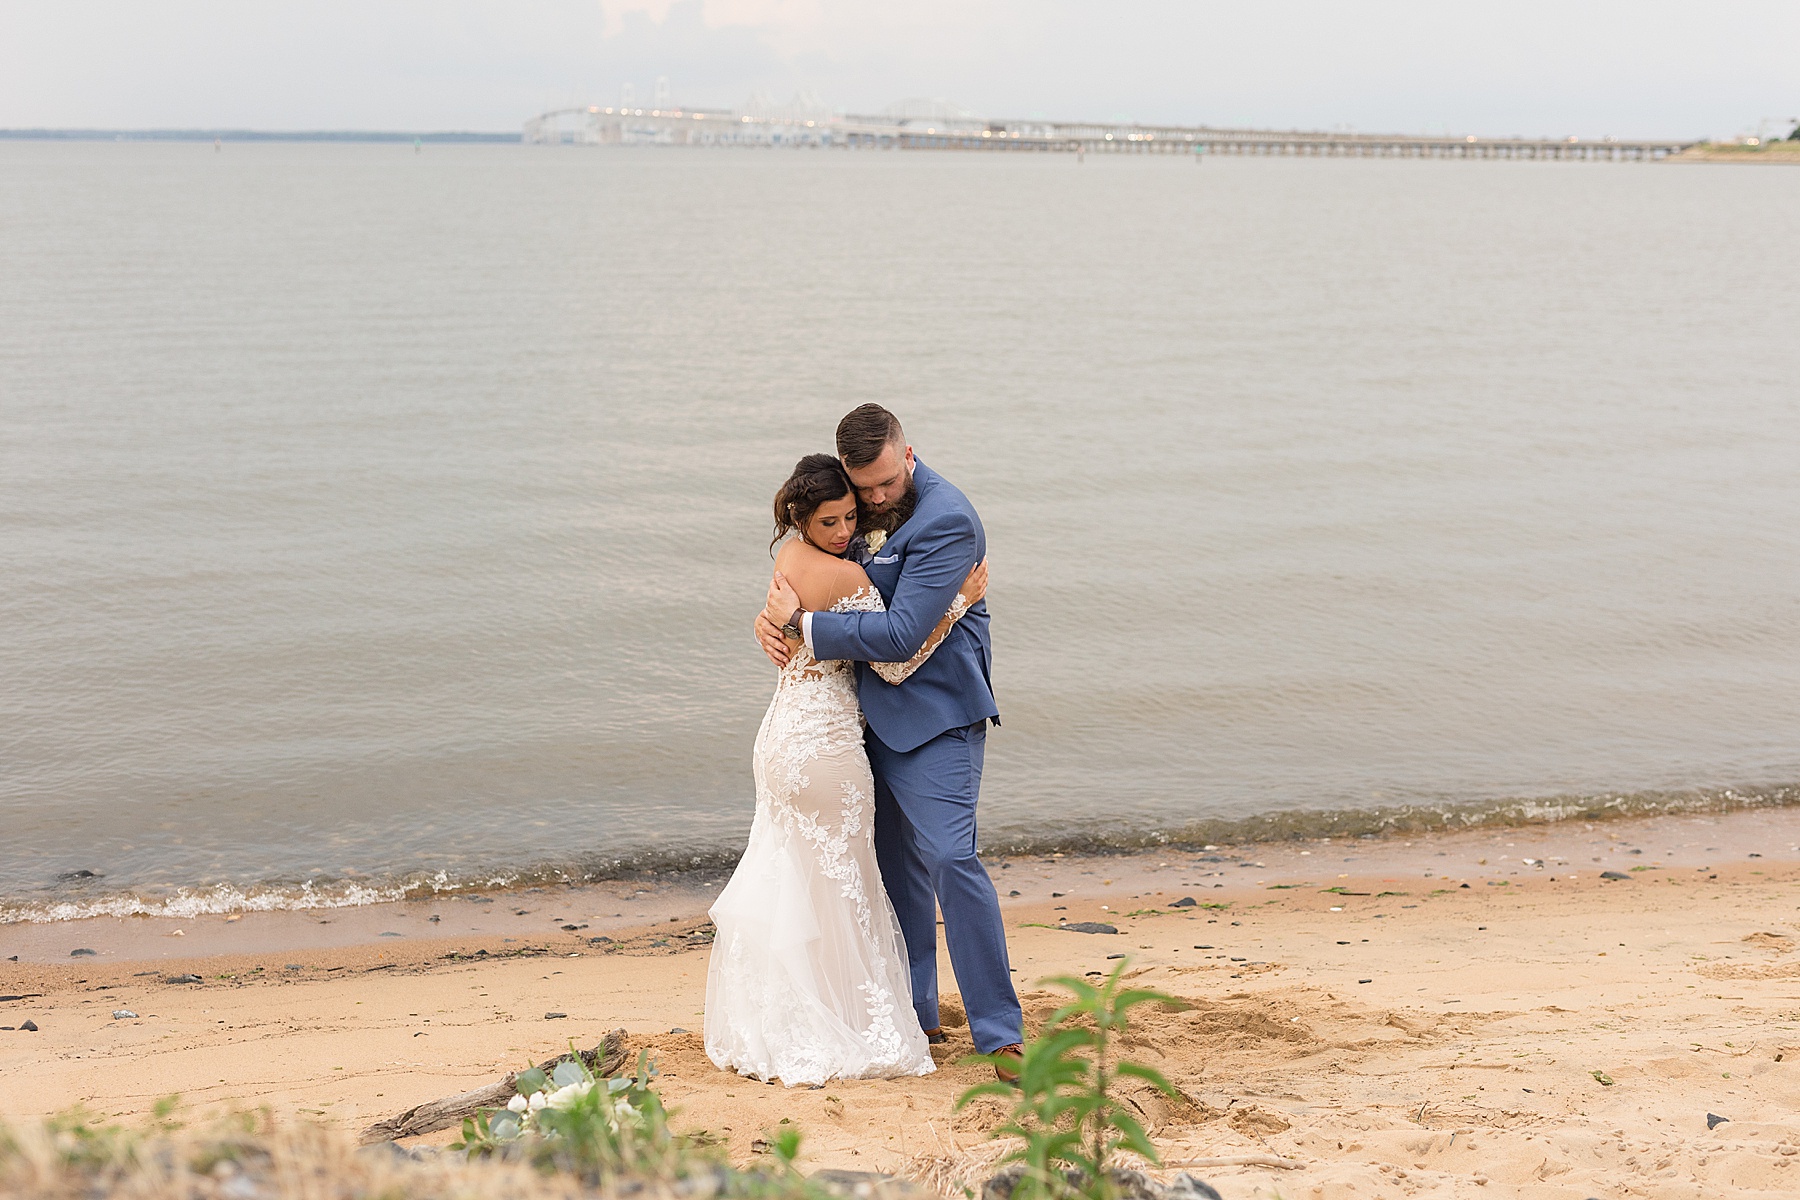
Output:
[{"left": 6, "top": 807, "right": 1800, "bottom": 1199}]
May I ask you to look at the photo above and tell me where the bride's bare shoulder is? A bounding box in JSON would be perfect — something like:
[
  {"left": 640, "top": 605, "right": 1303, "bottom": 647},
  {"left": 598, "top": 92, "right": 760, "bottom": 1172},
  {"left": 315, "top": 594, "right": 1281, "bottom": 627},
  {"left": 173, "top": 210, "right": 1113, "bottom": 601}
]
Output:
[{"left": 774, "top": 539, "right": 871, "bottom": 609}]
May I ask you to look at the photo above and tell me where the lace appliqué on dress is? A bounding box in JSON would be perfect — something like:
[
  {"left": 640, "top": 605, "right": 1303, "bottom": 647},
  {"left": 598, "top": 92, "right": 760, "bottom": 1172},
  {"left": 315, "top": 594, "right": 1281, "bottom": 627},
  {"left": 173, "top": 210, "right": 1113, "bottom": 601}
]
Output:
[{"left": 703, "top": 585, "right": 933, "bottom": 1086}]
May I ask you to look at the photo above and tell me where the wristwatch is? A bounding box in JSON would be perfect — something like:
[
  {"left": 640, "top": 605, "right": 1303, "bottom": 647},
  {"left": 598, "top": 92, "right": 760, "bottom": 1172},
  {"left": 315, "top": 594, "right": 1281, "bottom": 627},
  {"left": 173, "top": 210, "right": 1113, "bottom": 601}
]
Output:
[{"left": 779, "top": 608, "right": 805, "bottom": 640}]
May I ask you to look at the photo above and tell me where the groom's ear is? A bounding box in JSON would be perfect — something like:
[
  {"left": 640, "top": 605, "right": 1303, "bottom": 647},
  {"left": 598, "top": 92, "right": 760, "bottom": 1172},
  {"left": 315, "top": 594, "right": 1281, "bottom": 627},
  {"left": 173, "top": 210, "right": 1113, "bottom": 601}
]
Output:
[{"left": 903, "top": 445, "right": 915, "bottom": 472}]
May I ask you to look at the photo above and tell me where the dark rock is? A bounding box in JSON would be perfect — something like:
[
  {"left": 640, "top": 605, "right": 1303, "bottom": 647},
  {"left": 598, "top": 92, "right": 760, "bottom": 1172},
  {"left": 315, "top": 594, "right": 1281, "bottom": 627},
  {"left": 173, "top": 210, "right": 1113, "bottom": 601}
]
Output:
[
  {"left": 21, "top": 1020, "right": 38, "bottom": 1032},
  {"left": 56, "top": 869, "right": 102, "bottom": 881},
  {"left": 1170, "top": 897, "right": 1198, "bottom": 907},
  {"left": 1600, "top": 871, "right": 1632, "bottom": 881},
  {"left": 70, "top": 948, "right": 97, "bottom": 957},
  {"left": 983, "top": 1164, "right": 1217, "bottom": 1200},
  {"left": 357, "top": 1140, "right": 433, "bottom": 1164},
  {"left": 166, "top": 974, "right": 203, "bottom": 984},
  {"left": 544, "top": 1012, "right": 568, "bottom": 1020},
  {"left": 1106, "top": 953, "right": 1126, "bottom": 960},
  {"left": 1197, "top": 855, "right": 1226, "bottom": 862},
  {"left": 588, "top": 936, "right": 614, "bottom": 945},
  {"left": 1707, "top": 1112, "right": 1729, "bottom": 1130},
  {"left": 1008, "top": 890, "right": 1021, "bottom": 897},
  {"left": 1194, "top": 945, "right": 1213, "bottom": 949},
  {"left": 811, "top": 1169, "right": 931, "bottom": 1200},
  {"left": 0, "top": 994, "right": 42, "bottom": 1002},
  {"left": 1460, "top": 883, "right": 1471, "bottom": 889},
  {"left": 561, "top": 924, "right": 585, "bottom": 931},
  {"left": 1058, "top": 922, "right": 1118, "bottom": 935},
  {"left": 379, "top": 932, "right": 403, "bottom": 938},
  {"left": 1164, "top": 1177, "right": 1225, "bottom": 1200},
  {"left": 670, "top": 1164, "right": 737, "bottom": 1199},
  {"left": 669, "top": 1027, "right": 690, "bottom": 1034},
  {"left": 1359, "top": 979, "right": 1373, "bottom": 984}
]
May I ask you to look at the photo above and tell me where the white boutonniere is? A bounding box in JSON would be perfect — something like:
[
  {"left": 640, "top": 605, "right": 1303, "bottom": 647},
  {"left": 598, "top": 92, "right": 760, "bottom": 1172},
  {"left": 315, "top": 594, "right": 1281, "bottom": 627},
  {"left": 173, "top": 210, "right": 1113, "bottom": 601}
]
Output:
[{"left": 864, "top": 529, "right": 887, "bottom": 553}]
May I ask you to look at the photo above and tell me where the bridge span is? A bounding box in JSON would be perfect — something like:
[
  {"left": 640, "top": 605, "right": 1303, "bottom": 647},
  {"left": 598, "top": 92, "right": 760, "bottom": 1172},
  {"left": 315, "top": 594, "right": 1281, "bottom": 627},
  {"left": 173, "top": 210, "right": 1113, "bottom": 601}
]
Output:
[{"left": 523, "top": 105, "right": 1695, "bottom": 162}]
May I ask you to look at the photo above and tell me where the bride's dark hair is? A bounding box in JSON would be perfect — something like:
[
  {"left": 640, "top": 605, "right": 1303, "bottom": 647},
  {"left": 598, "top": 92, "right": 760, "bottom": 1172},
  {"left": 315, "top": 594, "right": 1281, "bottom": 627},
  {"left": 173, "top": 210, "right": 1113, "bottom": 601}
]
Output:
[{"left": 772, "top": 453, "right": 855, "bottom": 554}]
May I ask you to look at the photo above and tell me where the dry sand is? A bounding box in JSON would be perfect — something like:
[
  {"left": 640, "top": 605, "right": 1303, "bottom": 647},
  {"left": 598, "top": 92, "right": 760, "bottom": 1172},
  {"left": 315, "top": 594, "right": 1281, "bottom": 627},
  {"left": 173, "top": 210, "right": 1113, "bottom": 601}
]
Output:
[{"left": 6, "top": 808, "right": 1800, "bottom": 1199}]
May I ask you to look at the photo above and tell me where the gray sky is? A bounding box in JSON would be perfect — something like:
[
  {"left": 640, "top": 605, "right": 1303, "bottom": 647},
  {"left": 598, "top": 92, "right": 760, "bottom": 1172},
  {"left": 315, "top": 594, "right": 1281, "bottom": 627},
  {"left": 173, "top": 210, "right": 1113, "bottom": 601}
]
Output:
[{"left": 2, "top": 1, "right": 1795, "bottom": 140}]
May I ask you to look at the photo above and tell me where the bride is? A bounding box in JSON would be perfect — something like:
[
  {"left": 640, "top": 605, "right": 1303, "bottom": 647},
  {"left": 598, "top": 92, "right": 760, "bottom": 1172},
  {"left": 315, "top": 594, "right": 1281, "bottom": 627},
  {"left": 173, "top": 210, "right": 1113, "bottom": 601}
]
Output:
[{"left": 704, "top": 453, "right": 986, "bottom": 1087}]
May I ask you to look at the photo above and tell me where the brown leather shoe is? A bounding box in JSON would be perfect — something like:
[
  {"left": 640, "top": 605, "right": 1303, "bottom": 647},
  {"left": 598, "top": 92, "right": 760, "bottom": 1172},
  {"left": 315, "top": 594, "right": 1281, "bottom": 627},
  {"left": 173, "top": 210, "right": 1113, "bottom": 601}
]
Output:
[
  {"left": 992, "top": 1043, "right": 1023, "bottom": 1085},
  {"left": 923, "top": 1027, "right": 948, "bottom": 1045}
]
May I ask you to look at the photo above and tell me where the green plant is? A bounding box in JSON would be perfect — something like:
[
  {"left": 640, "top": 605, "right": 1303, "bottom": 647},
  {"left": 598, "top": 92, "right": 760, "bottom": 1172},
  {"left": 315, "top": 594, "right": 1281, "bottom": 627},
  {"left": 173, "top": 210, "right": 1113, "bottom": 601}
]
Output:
[
  {"left": 958, "top": 960, "right": 1185, "bottom": 1200},
  {"left": 453, "top": 1046, "right": 687, "bottom": 1182}
]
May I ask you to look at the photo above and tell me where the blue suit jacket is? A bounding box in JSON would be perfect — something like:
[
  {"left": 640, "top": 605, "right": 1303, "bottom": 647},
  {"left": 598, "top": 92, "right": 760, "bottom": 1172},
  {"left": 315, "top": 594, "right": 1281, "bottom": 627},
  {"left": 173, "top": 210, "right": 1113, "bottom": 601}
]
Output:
[{"left": 811, "top": 459, "right": 1000, "bottom": 754}]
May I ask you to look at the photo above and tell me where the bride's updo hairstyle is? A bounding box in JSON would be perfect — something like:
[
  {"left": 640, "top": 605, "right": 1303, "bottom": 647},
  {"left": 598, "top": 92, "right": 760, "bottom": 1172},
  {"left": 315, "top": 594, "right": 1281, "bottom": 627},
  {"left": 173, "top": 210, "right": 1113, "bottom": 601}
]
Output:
[{"left": 772, "top": 453, "right": 855, "bottom": 553}]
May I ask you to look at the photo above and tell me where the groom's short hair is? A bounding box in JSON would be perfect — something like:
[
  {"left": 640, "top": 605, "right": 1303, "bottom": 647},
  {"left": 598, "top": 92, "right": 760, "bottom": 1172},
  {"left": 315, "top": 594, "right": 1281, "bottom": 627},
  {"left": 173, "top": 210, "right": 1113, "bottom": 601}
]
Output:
[{"left": 836, "top": 404, "right": 905, "bottom": 470}]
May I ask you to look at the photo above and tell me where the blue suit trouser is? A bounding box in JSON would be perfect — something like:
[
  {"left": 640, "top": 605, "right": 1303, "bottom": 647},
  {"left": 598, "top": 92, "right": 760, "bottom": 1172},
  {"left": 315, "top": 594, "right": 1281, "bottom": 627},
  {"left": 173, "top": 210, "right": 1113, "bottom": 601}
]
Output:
[{"left": 866, "top": 719, "right": 1023, "bottom": 1054}]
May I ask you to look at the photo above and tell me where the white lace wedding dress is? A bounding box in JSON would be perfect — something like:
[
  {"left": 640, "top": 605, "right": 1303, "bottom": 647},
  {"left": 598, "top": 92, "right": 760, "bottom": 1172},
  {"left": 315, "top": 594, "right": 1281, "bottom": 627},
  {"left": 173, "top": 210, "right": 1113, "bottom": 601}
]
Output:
[{"left": 704, "top": 584, "right": 967, "bottom": 1087}]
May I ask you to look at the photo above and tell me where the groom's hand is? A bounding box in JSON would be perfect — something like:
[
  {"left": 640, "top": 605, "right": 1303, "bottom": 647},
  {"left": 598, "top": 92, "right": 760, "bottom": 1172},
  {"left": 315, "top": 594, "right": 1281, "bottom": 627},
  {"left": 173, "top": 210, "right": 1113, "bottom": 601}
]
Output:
[
  {"left": 754, "top": 612, "right": 789, "bottom": 667},
  {"left": 764, "top": 572, "right": 801, "bottom": 629},
  {"left": 755, "top": 572, "right": 803, "bottom": 668}
]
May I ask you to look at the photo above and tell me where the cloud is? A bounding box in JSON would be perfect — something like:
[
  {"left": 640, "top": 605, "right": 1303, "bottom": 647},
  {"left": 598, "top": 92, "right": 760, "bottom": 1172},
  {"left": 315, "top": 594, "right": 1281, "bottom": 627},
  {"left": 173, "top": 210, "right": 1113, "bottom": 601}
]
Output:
[{"left": 0, "top": 0, "right": 1794, "bottom": 137}]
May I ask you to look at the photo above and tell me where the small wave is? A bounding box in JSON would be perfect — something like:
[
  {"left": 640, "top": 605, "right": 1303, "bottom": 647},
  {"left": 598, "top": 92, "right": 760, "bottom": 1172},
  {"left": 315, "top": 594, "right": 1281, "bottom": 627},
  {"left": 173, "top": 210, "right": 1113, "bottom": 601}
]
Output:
[
  {"left": 0, "top": 869, "right": 521, "bottom": 926},
  {"left": 977, "top": 781, "right": 1800, "bottom": 857}
]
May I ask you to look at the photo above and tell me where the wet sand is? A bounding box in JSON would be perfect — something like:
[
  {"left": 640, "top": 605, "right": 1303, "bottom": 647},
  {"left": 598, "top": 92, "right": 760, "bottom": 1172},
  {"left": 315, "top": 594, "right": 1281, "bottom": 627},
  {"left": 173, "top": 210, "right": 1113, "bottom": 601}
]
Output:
[{"left": 5, "top": 807, "right": 1800, "bottom": 1198}]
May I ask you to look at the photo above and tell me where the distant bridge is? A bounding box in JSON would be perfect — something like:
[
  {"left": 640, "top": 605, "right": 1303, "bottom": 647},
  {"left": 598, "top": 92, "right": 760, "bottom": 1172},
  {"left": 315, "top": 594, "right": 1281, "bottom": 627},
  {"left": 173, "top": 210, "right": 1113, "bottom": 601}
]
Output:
[{"left": 523, "top": 106, "right": 1696, "bottom": 162}]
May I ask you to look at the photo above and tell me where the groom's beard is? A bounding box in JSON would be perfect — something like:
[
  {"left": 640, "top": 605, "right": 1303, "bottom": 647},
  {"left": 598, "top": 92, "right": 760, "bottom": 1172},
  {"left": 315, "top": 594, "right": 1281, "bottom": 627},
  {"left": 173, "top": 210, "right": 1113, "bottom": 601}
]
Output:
[{"left": 860, "top": 476, "right": 918, "bottom": 535}]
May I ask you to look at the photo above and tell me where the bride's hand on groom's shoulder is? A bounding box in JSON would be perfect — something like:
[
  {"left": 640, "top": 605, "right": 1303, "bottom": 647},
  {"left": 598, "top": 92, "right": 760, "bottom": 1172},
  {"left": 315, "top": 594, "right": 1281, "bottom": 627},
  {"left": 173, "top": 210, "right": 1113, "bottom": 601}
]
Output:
[{"left": 962, "top": 558, "right": 988, "bottom": 606}]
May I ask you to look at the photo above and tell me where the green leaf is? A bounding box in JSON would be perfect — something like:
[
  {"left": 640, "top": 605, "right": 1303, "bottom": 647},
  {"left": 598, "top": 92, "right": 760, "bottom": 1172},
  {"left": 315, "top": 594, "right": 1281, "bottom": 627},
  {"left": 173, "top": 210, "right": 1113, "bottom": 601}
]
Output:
[
  {"left": 514, "top": 1067, "right": 549, "bottom": 1097},
  {"left": 551, "top": 1060, "right": 587, "bottom": 1089},
  {"left": 1107, "top": 1111, "right": 1159, "bottom": 1162}
]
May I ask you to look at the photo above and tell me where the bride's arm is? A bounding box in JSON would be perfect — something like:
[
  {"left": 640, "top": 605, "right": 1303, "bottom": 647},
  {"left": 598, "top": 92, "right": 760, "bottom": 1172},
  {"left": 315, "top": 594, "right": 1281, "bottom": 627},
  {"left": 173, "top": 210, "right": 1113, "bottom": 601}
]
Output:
[{"left": 871, "top": 559, "right": 986, "bottom": 685}]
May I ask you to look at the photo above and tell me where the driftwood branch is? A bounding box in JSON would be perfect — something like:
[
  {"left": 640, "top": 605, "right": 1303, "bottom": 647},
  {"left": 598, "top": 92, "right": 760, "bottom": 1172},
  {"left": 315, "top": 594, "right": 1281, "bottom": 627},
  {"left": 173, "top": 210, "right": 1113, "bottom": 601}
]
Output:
[
  {"left": 359, "top": 1028, "right": 628, "bottom": 1144},
  {"left": 1165, "top": 1155, "right": 1305, "bottom": 1171}
]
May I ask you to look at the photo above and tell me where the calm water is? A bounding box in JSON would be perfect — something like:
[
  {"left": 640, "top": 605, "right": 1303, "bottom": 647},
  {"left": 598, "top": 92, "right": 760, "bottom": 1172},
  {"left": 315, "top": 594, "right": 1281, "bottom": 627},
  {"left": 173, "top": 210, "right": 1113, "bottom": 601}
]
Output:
[{"left": 3, "top": 142, "right": 1798, "bottom": 921}]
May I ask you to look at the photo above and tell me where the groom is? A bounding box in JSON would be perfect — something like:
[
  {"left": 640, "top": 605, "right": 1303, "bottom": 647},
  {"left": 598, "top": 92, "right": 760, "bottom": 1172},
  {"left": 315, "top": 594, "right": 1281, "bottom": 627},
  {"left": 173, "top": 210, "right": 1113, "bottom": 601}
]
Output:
[{"left": 755, "top": 404, "right": 1024, "bottom": 1077}]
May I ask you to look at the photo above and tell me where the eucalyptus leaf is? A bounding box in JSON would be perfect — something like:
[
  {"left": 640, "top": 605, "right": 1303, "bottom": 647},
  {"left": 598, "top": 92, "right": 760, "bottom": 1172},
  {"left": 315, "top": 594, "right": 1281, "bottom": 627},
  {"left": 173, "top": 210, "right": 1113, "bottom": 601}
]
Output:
[
  {"left": 551, "top": 1060, "right": 587, "bottom": 1088},
  {"left": 514, "top": 1067, "right": 550, "bottom": 1097},
  {"left": 488, "top": 1112, "right": 522, "bottom": 1140}
]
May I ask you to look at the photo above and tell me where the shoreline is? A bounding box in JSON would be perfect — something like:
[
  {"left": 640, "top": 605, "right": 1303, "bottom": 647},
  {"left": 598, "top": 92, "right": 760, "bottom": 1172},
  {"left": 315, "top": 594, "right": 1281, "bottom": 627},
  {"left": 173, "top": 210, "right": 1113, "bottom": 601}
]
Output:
[
  {"left": 6, "top": 804, "right": 1796, "bottom": 967},
  {"left": 6, "top": 779, "right": 1796, "bottom": 937},
  {"left": 5, "top": 806, "right": 1800, "bottom": 1196}
]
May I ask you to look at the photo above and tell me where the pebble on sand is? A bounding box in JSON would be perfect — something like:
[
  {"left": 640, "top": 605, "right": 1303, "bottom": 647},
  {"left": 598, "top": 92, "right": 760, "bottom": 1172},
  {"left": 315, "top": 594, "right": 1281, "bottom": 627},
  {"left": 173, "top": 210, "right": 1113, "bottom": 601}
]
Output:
[
  {"left": 1058, "top": 922, "right": 1119, "bottom": 935},
  {"left": 111, "top": 1009, "right": 139, "bottom": 1020},
  {"left": 1707, "top": 1113, "right": 1729, "bottom": 1130},
  {"left": 165, "top": 974, "right": 203, "bottom": 984},
  {"left": 544, "top": 1012, "right": 568, "bottom": 1020},
  {"left": 70, "top": 948, "right": 97, "bottom": 957},
  {"left": 1170, "top": 897, "right": 1198, "bottom": 908},
  {"left": 20, "top": 1020, "right": 38, "bottom": 1032},
  {"left": 1600, "top": 871, "right": 1632, "bottom": 881}
]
